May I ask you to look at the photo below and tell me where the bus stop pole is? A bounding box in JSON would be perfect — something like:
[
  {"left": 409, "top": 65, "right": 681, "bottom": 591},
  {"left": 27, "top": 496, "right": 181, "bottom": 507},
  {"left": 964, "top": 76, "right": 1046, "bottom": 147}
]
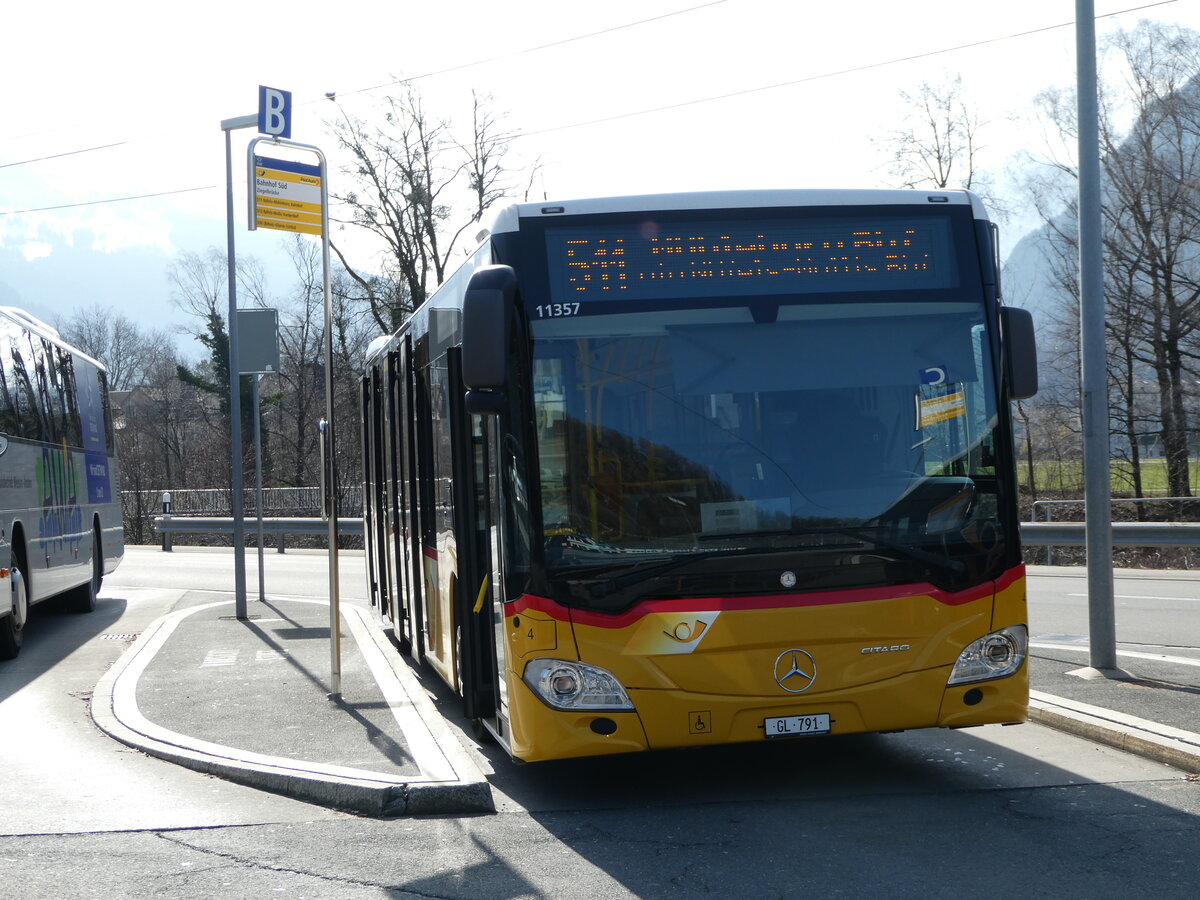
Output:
[
  {"left": 320, "top": 163, "right": 341, "bottom": 698},
  {"left": 221, "top": 113, "right": 258, "bottom": 621},
  {"left": 247, "top": 133, "right": 339, "bottom": 695},
  {"left": 253, "top": 375, "right": 266, "bottom": 603}
]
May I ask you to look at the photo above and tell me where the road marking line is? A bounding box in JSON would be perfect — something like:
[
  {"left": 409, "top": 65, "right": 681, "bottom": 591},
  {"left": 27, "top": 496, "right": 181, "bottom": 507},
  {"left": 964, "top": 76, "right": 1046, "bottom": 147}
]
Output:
[
  {"left": 1031, "top": 641, "right": 1200, "bottom": 667},
  {"left": 1066, "top": 593, "right": 1200, "bottom": 602},
  {"left": 340, "top": 605, "right": 458, "bottom": 783},
  {"left": 200, "top": 649, "right": 238, "bottom": 667},
  {"left": 109, "top": 602, "right": 418, "bottom": 786}
]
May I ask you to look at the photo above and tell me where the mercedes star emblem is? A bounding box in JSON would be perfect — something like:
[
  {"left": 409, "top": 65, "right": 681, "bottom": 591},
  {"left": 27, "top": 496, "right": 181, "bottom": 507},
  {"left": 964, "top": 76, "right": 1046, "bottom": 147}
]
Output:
[{"left": 773, "top": 648, "right": 817, "bottom": 693}]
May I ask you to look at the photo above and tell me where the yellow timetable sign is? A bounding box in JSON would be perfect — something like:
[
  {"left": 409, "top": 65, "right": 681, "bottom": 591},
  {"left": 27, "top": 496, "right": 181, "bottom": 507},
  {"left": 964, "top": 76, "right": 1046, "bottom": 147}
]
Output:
[
  {"left": 253, "top": 155, "right": 323, "bottom": 236},
  {"left": 918, "top": 387, "right": 966, "bottom": 428}
]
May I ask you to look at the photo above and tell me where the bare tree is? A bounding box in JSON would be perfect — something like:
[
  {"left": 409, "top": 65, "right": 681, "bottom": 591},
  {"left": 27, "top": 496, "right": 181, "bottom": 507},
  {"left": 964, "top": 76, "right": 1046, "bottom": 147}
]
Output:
[
  {"left": 247, "top": 236, "right": 377, "bottom": 492},
  {"left": 263, "top": 236, "right": 329, "bottom": 487},
  {"left": 54, "top": 304, "right": 174, "bottom": 391},
  {"left": 879, "top": 74, "right": 1006, "bottom": 216},
  {"left": 326, "top": 87, "right": 517, "bottom": 332},
  {"left": 1027, "top": 22, "right": 1200, "bottom": 500},
  {"left": 167, "top": 249, "right": 251, "bottom": 330},
  {"left": 167, "top": 247, "right": 271, "bottom": 473}
]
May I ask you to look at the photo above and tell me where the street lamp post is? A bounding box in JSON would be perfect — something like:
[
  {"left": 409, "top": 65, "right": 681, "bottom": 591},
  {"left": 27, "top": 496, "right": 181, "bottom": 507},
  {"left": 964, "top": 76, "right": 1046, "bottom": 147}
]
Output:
[{"left": 1075, "top": 0, "right": 1119, "bottom": 674}]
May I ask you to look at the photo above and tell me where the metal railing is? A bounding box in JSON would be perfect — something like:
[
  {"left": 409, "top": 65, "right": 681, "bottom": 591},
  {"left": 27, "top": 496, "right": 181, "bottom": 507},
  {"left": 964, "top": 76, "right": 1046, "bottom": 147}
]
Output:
[
  {"left": 126, "top": 487, "right": 363, "bottom": 551},
  {"left": 153, "top": 514, "right": 362, "bottom": 553},
  {"left": 126, "top": 487, "right": 362, "bottom": 517},
  {"left": 1031, "top": 497, "right": 1200, "bottom": 562},
  {"left": 151, "top": 515, "right": 1200, "bottom": 552},
  {"left": 154, "top": 516, "right": 363, "bottom": 536},
  {"left": 1020, "top": 521, "right": 1200, "bottom": 546}
]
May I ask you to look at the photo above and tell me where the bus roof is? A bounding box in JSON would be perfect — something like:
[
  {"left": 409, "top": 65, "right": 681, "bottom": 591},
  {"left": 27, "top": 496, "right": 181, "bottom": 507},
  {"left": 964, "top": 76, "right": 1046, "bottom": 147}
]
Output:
[
  {"left": 0, "top": 305, "right": 108, "bottom": 372},
  {"left": 487, "top": 188, "right": 989, "bottom": 236}
]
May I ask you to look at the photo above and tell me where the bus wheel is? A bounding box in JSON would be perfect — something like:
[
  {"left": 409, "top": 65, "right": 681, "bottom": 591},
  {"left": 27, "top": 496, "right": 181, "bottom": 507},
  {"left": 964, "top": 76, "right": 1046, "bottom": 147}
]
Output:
[
  {"left": 469, "top": 717, "right": 495, "bottom": 745},
  {"left": 68, "top": 533, "right": 101, "bottom": 614},
  {"left": 1, "top": 562, "right": 28, "bottom": 660}
]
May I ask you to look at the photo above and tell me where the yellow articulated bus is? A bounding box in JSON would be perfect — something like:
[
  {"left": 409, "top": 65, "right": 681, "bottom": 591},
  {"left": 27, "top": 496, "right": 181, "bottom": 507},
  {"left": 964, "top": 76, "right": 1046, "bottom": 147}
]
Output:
[{"left": 360, "top": 189, "right": 1038, "bottom": 763}]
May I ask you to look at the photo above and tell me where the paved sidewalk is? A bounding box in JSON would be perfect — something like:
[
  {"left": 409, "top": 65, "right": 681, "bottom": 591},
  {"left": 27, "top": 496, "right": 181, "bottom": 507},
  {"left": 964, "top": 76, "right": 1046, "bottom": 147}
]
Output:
[
  {"left": 91, "top": 593, "right": 493, "bottom": 817},
  {"left": 1028, "top": 643, "right": 1200, "bottom": 775},
  {"left": 1024, "top": 565, "right": 1200, "bottom": 775},
  {"left": 91, "top": 578, "right": 1200, "bottom": 820}
]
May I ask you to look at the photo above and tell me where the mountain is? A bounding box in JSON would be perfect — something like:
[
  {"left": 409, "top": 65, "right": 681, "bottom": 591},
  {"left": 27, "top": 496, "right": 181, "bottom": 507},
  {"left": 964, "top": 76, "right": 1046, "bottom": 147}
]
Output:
[{"left": 0, "top": 237, "right": 184, "bottom": 335}]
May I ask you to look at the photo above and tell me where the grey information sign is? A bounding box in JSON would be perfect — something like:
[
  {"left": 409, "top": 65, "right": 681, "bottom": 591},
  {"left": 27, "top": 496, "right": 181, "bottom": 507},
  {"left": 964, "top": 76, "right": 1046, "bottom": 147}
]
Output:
[{"left": 237, "top": 308, "right": 280, "bottom": 374}]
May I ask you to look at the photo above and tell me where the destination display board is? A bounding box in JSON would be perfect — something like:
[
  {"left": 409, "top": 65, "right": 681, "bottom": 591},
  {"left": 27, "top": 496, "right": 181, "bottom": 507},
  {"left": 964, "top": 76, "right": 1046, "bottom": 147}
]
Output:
[
  {"left": 253, "top": 156, "right": 323, "bottom": 236},
  {"left": 545, "top": 215, "right": 958, "bottom": 302}
]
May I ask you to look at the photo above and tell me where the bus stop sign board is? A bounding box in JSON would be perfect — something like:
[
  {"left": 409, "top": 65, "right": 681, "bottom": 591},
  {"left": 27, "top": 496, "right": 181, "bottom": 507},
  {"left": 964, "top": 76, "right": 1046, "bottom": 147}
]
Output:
[{"left": 253, "top": 155, "right": 323, "bottom": 236}]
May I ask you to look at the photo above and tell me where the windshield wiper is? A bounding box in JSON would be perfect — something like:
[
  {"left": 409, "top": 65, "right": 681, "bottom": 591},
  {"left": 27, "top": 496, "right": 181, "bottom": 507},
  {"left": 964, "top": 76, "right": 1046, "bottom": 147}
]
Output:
[
  {"left": 556, "top": 548, "right": 745, "bottom": 602},
  {"left": 554, "top": 528, "right": 964, "bottom": 609},
  {"left": 793, "top": 526, "right": 965, "bottom": 575}
]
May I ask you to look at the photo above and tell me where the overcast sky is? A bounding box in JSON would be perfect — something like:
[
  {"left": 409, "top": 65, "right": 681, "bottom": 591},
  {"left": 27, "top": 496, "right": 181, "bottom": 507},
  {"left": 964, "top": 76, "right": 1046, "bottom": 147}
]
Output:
[{"left": 1, "top": 0, "right": 1196, "bottom": 338}]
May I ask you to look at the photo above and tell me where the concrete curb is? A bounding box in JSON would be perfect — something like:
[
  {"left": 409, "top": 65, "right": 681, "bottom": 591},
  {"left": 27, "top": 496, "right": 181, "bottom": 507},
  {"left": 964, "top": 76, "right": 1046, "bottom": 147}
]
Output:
[
  {"left": 1030, "top": 690, "right": 1200, "bottom": 775},
  {"left": 91, "top": 600, "right": 493, "bottom": 817}
]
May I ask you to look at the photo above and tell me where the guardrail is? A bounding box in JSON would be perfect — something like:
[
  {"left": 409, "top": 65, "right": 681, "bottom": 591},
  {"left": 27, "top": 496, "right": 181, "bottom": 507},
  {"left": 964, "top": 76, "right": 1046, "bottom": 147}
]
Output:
[
  {"left": 155, "top": 516, "right": 363, "bottom": 535},
  {"left": 131, "top": 487, "right": 363, "bottom": 516},
  {"left": 1020, "top": 522, "right": 1200, "bottom": 546},
  {"left": 1030, "top": 498, "right": 1200, "bottom": 562},
  {"left": 152, "top": 517, "right": 1200, "bottom": 548},
  {"left": 154, "top": 516, "right": 362, "bottom": 552}
]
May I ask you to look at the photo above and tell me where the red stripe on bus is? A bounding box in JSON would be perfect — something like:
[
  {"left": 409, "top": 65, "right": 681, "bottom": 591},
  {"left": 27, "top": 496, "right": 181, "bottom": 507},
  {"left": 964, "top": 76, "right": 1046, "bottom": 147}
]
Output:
[
  {"left": 502, "top": 569, "right": 1020, "bottom": 630},
  {"left": 994, "top": 564, "right": 1025, "bottom": 592}
]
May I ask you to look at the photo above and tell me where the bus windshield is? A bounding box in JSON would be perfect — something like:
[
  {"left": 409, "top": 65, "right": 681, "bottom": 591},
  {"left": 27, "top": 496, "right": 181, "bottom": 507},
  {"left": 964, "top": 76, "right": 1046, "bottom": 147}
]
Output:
[{"left": 529, "top": 299, "right": 1004, "bottom": 608}]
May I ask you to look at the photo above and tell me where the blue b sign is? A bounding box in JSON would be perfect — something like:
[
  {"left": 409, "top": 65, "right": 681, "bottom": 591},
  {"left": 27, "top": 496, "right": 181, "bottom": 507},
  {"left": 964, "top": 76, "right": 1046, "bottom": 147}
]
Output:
[{"left": 258, "top": 86, "right": 292, "bottom": 139}]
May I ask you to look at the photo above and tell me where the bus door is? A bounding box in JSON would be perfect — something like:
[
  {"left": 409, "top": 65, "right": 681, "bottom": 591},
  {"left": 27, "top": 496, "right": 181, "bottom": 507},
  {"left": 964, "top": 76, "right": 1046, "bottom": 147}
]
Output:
[
  {"left": 392, "top": 340, "right": 424, "bottom": 659},
  {"left": 483, "top": 415, "right": 510, "bottom": 733},
  {"left": 413, "top": 354, "right": 440, "bottom": 666},
  {"left": 378, "top": 366, "right": 402, "bottom": 621},
  {"left": 378, "top": 352, "right": 403, "bottom": 640},
  {"left": 446, "top": 348, "right": 499, "bottom": 722},
  {"left": 360, "top": 377, "right": 386, "bottom": 615}
]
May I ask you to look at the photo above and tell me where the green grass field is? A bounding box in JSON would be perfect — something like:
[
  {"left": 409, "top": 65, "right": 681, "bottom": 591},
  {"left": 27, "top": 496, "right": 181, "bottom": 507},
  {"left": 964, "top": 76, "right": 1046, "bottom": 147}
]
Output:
[{"left": 1019, "top": 458, "right": 1200, "bottom": 495}]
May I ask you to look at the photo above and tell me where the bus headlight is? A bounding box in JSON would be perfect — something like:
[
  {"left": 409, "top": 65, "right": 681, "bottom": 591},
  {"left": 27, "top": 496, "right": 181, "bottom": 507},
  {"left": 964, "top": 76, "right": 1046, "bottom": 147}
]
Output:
[
  {"left": 523, "top": 658, "right": 635, "bottom": 711},
  {"left": 947, "top": 625, "right": 1028, "bottom": 685}
]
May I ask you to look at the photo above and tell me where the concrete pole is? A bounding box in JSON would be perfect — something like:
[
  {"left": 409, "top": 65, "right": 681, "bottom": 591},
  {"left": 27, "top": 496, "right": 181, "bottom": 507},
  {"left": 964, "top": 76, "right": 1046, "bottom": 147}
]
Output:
[{"left": 1075, "top": 0, "right": 1118, "bottom": 671}]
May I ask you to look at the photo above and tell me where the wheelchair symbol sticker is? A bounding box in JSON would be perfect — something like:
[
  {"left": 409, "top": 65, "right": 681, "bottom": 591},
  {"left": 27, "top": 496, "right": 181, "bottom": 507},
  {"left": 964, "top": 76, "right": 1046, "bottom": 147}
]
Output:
[{"left": 921, "top": 366, "right": 948, "bottom": 386}]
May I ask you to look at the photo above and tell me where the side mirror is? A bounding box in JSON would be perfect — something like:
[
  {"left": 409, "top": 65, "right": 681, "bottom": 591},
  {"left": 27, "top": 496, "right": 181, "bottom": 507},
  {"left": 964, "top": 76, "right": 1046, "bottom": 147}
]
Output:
[
  {"left": 462, "top": 265, "right": 519, "bottom": 415},
  {"left": 1000, "top": 306, "right": 1038, "bottom": 401}
]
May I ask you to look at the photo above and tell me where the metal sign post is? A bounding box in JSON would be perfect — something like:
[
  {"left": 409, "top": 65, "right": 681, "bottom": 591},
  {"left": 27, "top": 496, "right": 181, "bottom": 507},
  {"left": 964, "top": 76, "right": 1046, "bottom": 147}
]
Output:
[
  {"left": 220, "top": 112, "right": 258, "bottom": 621},
  {"left": 246, "top": 132, "right": 341, "bottom": 698},
  {"left": 236, "top": 308, "right": 280, "bottom": 605}
]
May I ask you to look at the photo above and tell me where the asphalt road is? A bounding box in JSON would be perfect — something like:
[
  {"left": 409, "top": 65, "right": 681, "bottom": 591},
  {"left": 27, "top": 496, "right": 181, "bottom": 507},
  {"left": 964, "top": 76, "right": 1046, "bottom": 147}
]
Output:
[
  {"left": 2, "top": 548, "right": 1198, "bottom": 898},
  {"left": 1027, "top": 567, "right": 1200, "bottom": 657}
]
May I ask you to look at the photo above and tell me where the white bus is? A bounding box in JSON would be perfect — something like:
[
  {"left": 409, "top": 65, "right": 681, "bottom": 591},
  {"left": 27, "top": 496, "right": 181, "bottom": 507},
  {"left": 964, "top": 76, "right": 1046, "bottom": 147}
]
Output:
[{"left": 0, "top": 307, "right": 124, "bottom": 659}]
